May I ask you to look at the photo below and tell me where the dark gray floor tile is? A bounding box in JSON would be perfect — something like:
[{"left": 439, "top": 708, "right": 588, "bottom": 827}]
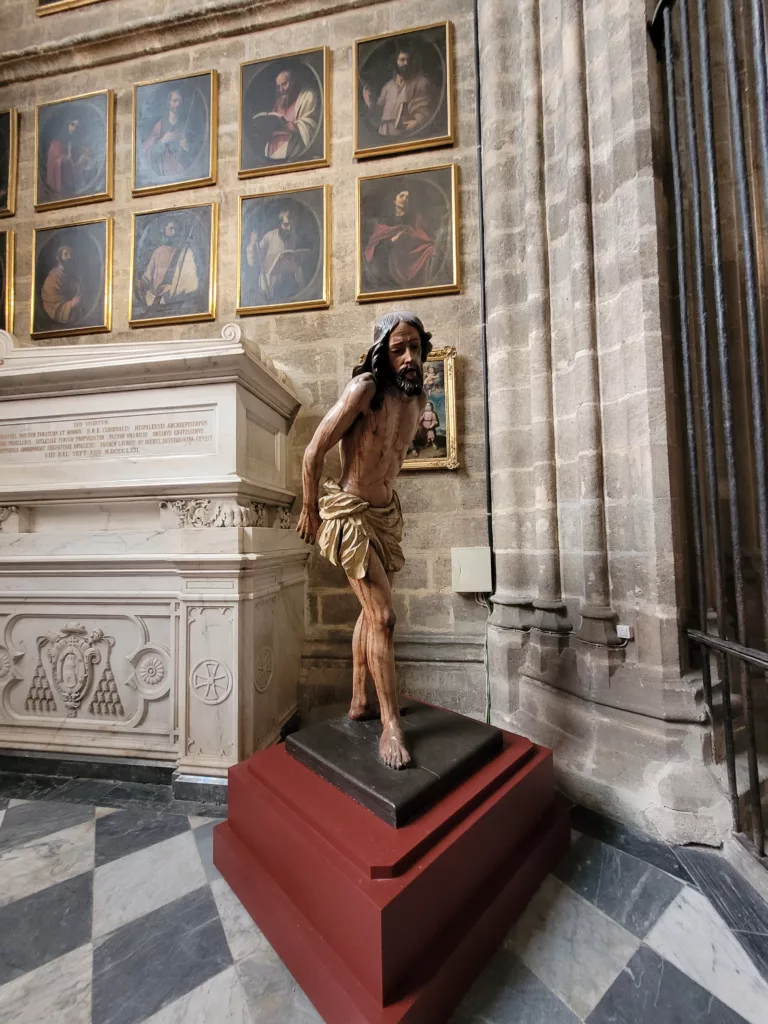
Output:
[
  {"left": 92, "top": 884, "right": 232, "bottom": 1024},
  {"left": 193, "top": 820, "right": 223, "bottom": 883},
  {"left": 555, "top": 835, "right": 683, "bottom": 938},
  {"left": 48, "top": 777, "right": 174, "bottom": 808},
  {"left": 734, "top": 929, "right": 768, "bottom": 982},
  {"left": 0, "top": 771, "right": 69, "bottom": 802},
  {"left": 95, "top": 807, "right": 191, "bottom": 867},
  {"left": 675, "top": 847, "right": 768, "bottom": 934},
  {"left": 450, "top": 948, "right": 580, "bottom": 1023},
  {"left": 0, "top": 798, "right": 94, "bottom": 852},
  {"left": 0, "top": 871, "right": 93, "bottom": 986},
  {"left": 571, "top": 806, "right": 696, "bottom": 884},
  {"left": 586, "top": 945, "right": 751, "bottom": 1023}
]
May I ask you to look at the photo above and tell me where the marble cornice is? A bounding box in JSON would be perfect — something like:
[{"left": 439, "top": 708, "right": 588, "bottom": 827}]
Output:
[{"left": 0, "top": 0, "right": 379, "bottom": 86}]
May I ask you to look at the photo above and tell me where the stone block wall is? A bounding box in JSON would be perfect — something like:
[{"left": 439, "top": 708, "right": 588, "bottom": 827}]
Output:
[{"left": 0, "top": 0, "right": 489, "bottom": 709}]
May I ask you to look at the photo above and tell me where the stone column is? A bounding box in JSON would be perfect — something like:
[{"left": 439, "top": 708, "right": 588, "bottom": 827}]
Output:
[
  {"left": 523, "top": 0, "right": 571, "bottom": 634},
  {"left": 542, "top": 0, "right": 619, "bottom": 644},
  {"left": 479, "top": 0, "right": 536, "bottom": 634}
]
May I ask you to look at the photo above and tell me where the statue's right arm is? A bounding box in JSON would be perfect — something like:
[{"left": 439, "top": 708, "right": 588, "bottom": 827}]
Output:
[{"left": 297, "top": 375, "right": 376, "bottom": 544}]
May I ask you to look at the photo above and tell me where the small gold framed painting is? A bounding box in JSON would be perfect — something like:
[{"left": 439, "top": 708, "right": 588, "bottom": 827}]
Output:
[
  {"left": 354, "top": 22, "right": 454, "bottom": 160},
  {"left": 237, "top": 185, "right": 330, "bottom": 316},
  {"left": 0, "top": 110, "right": 19, "bottom": 218},
  {"left": 133, "top": 71, "right": 218, "bottom": 197},
  {"left": 402, "top": 346, "right": 458, "bottom": 471},
  {"left": 356, "top": 163, "right": 460, "bottom": 303},
  {"left": 31, "top": 217, "right": 112, "bottom": 339},
  {"left": 239, "top": 47, "right": 329, "bottom": 179},
  {"left": 129, "top": 202, "right": 218, "bottom": 328},
  {"left": 0, "top": 231, "right": 14, "bottom": 332},
  {"left": 35, "top": 90, "right": 115, "bottom": 212},
  {"left": 37, "top": 0, "right": 108, "bottom": 13}
]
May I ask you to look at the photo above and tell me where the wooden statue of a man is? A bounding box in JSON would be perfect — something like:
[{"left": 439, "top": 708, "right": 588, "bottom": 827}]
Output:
[{"left": 297, "top": 312, "right": 432, "bottom": 769}]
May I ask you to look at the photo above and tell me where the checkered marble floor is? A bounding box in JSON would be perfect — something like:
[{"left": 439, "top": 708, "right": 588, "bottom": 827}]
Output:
[{"left": 0, "top": 789, "right": 767, "bottom": 1024}]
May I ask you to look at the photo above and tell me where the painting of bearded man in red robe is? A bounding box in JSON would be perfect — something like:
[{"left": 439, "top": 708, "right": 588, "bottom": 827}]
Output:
[{"left": 362, "top": 189, "right": 435, "bottom": 292}]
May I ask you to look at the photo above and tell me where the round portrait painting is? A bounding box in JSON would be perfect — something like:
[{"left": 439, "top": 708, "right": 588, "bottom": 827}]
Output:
[{"left": 32, "top": 221, "right": 109, "bottom": 338}]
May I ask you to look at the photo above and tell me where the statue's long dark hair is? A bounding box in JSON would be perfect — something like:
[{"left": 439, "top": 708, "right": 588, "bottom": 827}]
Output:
[{"left": 353, "top": 312, "right": 432, "bottom": 407}]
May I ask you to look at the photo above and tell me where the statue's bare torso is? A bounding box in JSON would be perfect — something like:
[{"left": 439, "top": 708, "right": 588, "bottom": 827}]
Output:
[{"left": 339, "top": 377, "right": 424, "bottom": 507}]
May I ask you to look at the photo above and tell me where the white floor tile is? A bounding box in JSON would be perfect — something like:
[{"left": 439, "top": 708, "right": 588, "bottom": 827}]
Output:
[
  {"left": 94, "top": 807, "right": 119, "bottom": 819},
  {"left": 646, "top": 884, "right": 768, "bottom": 1024},
  {"left": 0, "top": 943, "right": 91, "bottom": 1024},
  {"left": 6, "top": 799, "right": 29, "bottom": 809},
  {"left": 92, "top": 829, "right": 206, "bottom": 939},
  {"left": 140, "top": 965, "right": 253, "bottom": 1024},
  {"left": 0, "top": 821, "right": 94, "bottom": 908},
  {"left": 189, "top": 815, "right": 217, "bottom": 829},
  {"left": 509, "top": 875, "right": 639, "bottom": 1019},
  {"left": 211, "top": 878, "right": 273, "bottom": 963}
]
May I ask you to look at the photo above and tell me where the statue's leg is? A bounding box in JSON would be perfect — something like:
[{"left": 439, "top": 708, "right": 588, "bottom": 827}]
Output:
[
  {"left": 348, "top": 611, "right": 374, "bottom": 720},
  {"left": 347, "top": 550, "right": 410, "bottom": 769}
]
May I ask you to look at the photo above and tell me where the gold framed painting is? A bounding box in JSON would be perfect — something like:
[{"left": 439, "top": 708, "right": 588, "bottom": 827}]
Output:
[
  {"left": 402, "top": 346, "right": 458, "bottom": 470},
  {"left": 354, "top": 22, "right": 454, "bottom": 160},
  {"left": 129, "top": 202, "right": 218, "bottom": 328},
  {"left": 356, "top": 162, "right": 460, "bottom": 303},
  {"left": 37, "top": 0, "right": 108, "bottom": 13},
  {"left": 35, "top": 90, "right": 115, "bottom": 212},
  {"left": 133, "top": 71, "right": 218, "bottom": 197},
  {"left": 239, "top": 46, "right": 329, "bottom": 179},
  {"left": 0, "top": 110, "right": 19, "bottom": 218},
  {"left": 237, "top": 184, "right": 330, "bottom": 316},
  {"left": 0, "top": 231, "right": 14, "bottom": 333},
  {"left": 31, "top": 217, "right": 112, "bottom": 339}
]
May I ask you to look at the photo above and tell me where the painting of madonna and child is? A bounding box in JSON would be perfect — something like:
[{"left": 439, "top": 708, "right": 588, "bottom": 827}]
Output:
[
  {"left": 402, "top": 347, "right": 458, "bottom": 470},
  {"left": 129, "top": 203, "right": 217, "bottom": 328},
  {"left": 239, "top": 48, "right": 329, "bottom": 178},
  {"left": 357, "top": 163, "right": 459, "bottom": 303},
  {"left": 133, "top": 72, "right": 217, "bottom": 196},
  {"left": 35, "top": 91, "right": 114, "bottom": 212}
]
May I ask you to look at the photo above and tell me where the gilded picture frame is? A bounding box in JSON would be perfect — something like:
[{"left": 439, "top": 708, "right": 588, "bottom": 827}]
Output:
[
  {"left": 353, "top": 22, "right": 454, "bottom": 161},
  {"left": 31, "top": 217, "right": 113, "bottom": 340},
  {"left": 133, "top": 71, "right": 218, "bottom": 198},
  {"left": 37, "top": 0, "right": 109, "bottom": 13},
  {"left": 35, "top": 90, "right": 115, "bottom": 212},
  {"left": 129, "top": 201, "right": 218, "bottom": 328},
  {"left": 356, "top": 162, "right": 460, "bottom": 303},
  {"left": 0, "top": 109, "right": 19, "bottom": 218},
  {"left": 1, "top": 231, "right": 14, "bottom": 333},
  {"left": 239, "top": 46, "right": 330, "bottom": 179},
  {"left": 402, "top": 347, "right": 458, "bottom": 470},
  {"left": 237, "top": 184, "right": 330, "bottom": 316}
]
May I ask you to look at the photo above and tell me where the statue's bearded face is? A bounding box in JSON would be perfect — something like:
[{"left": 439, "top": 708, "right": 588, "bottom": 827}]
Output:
[{"left": 388, "top": 322, "right": 423, "bottom": 396}]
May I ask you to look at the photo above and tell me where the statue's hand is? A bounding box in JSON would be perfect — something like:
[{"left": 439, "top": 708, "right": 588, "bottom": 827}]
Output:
[{"left": 296, "top": 505, "right": 321, "bottom": 545}]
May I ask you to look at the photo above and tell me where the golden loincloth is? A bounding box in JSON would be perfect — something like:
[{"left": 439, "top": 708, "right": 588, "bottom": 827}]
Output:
[{"left": 316, "top": 479, "right": 405, "bottom": 580}]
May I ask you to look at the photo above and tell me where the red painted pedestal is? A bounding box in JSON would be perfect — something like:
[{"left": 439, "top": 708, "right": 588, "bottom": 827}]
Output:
[{"left": 213, "top": 717, "right": 569, "bottom": 1024}]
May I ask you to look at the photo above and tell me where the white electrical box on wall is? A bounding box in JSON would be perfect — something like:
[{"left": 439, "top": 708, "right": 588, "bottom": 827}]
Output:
[{"left": 451, "top": 547, "right": 493, "bottom": 593}]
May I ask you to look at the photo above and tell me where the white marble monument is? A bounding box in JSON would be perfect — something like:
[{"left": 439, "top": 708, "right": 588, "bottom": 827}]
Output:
[{"left": 0, "top": 324, "right": 308, "bottom": 792}]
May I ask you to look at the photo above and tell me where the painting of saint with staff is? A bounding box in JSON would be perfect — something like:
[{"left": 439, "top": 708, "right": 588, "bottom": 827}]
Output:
[
  {"left": 133, "top": 72, "right": 217, "bottom": 196},
  {"left": 129, "top": 203, "right": 217, "bottom": 327}
]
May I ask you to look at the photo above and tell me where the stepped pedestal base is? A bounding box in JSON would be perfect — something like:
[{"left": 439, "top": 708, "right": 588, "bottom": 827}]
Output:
[{"left": 213, "top": 705, "right": 569, "bottom": 1024}]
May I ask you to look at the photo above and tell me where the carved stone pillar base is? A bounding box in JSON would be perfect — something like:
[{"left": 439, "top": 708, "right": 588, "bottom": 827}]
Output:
[
  {"left": 489, "top": 591, "right": 536, "bottom": 631},
  {"left": 531, "top": 599, "right": 572, "bottom": 634},
  {"left": 576, "top": 604, "right": 621, "bottom": 646}
]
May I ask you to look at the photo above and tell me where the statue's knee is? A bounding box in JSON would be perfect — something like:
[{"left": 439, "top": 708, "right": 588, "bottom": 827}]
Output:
[{"left": 371, "top": 607, "right": 396, "bottom": 635}]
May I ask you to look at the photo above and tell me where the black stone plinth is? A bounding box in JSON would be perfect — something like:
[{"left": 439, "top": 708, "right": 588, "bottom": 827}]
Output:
[{"left": 284, "top": 698, "right": 504, "bottom": 827}]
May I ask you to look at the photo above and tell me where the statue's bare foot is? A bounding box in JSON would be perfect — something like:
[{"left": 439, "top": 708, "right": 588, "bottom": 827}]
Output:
[
  {"left": 348, "top": 698, "right": 379, "bottom": 721},
  {"left": 379, "top": 720, "right": 411, "bottom": 769}
]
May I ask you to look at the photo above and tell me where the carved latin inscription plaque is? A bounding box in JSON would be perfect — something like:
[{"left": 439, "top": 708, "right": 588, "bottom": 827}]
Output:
[{"left": 0, "top": 407, "right": 217, "bottom": 464}]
